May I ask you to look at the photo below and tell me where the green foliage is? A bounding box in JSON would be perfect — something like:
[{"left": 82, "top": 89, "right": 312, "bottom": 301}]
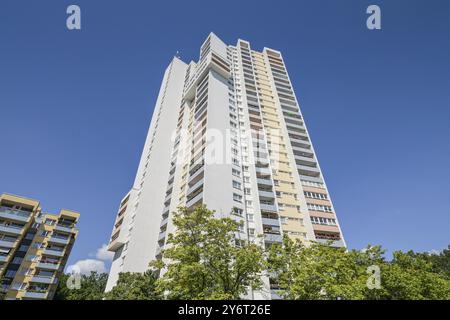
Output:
[
  {"left": 53, "top": 206, "right": 449, "bottom": 300},
  {"left": 381, "top": 251, "right": 450, "bottom": 300},
  {"left": 54, "top": 271, "right": 107, "bottom": 300},
  {"left": 104, "top": 270, "right": 160, "bottom": 300},
  {"left": 268, "top": 237, "right": 450, "bottom": 300},
  {"left": 153, "top": 206, "right": 265, "bottom": 300}
]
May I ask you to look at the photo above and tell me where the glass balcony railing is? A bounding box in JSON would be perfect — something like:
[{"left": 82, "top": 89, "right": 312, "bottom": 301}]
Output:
[{"left": 0, "top": 207, "right": 32, "bottom": 221}]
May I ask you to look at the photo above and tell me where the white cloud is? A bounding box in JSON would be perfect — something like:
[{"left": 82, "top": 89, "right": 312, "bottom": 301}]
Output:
[
  {"left": 95, "top": 243, "right": 114, "bottom": 261},
  {"left": 66, "top": 259, "right": 107, "bottom": 275},
  {"left": 66, "top": 244, "right": 114, "bottom": 275},
  {"left": 428, "top": 249, "right": 442, "bottom": 255}
]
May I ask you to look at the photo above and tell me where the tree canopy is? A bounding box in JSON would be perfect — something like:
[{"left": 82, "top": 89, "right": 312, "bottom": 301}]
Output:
[{"left": 52, "top": 207, "right": 449, "bottom": 300}]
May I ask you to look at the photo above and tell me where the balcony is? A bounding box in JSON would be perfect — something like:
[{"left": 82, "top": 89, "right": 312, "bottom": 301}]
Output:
[
  {"left": 23, "top": 291, "right": 48, "bottom": 299},
  {"left": 186, "top": 192, "right": 203, "bottom": 208},
  {"left": 262, "top": 217, "right": 280, "bottom": 227},
  {"left": 188, "top": 165, "right": 204, "bottom": 185},
  {"left": 160, "top": 217, "right": 169, "bottom": 228},
  {"left": 48, "top": 236, "right": 70, "bottom": 245},
  {"left": 255, "top": 166, "right": 271, "bottom": 175},
  {"left": 0, "top": 240, "right": 16, "bottom": 248},
  {"left": 31, "top": 275, "right": 56, "bottom": 284},
  {"left": 264, "top": 233, "right": 283, "bottom": 243},
  {"left": 257, "top": 178, "right": 272, "bottom": 186},
  {"left": 0, "top": 255, "right": 8, "bottom": 262},
  {"left": 0, "top": 224, "right": 23, "bottom": 235},
  {"left": 259, "top": 203, "right": 277, "bottom": 212},
  {"left": 291, "top": 145, "right": 312, "bottom": 154},
  {"left": 43, "top": 248, "right": 65, "bottom": 257},
  {"left": 54, "top": 224, "right": 75, "bottom": 233},
  {"left": 36, "top": 262, "right": 60, "bottom": 271},
  {"left": 0, "top": 207, "right": 31, "bottom": 223},
  {"left": 315, "top": 238, "right": 345, "bottom": 248},
  {"left": 187, "top": 179, "right": 204, "bottom": 196},
  {"left": 258, "top": 190, "right": 275, "bottom": 200},
  {"left": 158, "top": 231, "right": 166, "bottom": 242}
]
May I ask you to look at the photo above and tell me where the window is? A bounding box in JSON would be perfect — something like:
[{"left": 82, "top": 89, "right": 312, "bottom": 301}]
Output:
[
  {"left": 5, "top": 270, "right": 16, "bottom": 278},
  {"left": 304, "top": 191, "right": 328, "bottom": 200},
  {"left": 233, "top": 193, "right": 243, "bottom": 203},
  {"left": 232, "top": 207, "right": 243, "bottom": 216},
  {"left": 12, "top": 257, "right": 23, "bottom": 264},
  {"left": 310, "top": 216, "right": 336, "bottom": 226},
  {"left": 307, "top": 203, "right": 333, "bottom": 213},
  {"left": 247, "top": 214, "right": 254, "bottom": 221},
  {"left": 232, "top": 181, "right": 242, "bottom": 190},
  {"left": 44, "top": 219, "right": 56, "bottom": 226}
]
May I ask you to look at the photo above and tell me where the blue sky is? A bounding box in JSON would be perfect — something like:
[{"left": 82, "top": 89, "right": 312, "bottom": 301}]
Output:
[{"left": 1, "top": 0, "right": 449, "bottom": 272}]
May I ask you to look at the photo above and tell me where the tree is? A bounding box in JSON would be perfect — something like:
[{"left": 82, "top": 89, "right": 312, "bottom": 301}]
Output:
[
  {"left": 54, "top": 271, "right": 107, "bottom": 300},
  {"left": 104, "top": 270, "right": 160, "bottom": 300},
  {"left": 268, "top": 237, "right": 450, "bottom": 300},
  {"left": 381, "top": 251, "right": 450, "bottom": 300},
  {"left": 268, "top": 237, "right": 369, "bottom": 299},
  {"left": 153, "top": 206, "right": 265, "bottom": 300},
  {"left": 401, "top": 246, "right": 450, "bottom": 280}
]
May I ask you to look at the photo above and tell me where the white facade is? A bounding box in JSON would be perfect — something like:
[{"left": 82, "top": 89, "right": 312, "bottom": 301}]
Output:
[{"left": 105, "top": 33, "right": 346, "bottom": 297}]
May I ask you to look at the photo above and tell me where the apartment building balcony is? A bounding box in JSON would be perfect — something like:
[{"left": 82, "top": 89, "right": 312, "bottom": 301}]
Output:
[
  {"left": 259, "top": 203, "right": 277, "bottom": 212},
  {"left": 286, "top": 121, "right": 305, "bottom": 131},
  {"left": 294, "top": 153, "right": 316, "bottom": 163},
  {"left": 258, "top": 190, "right": 275, "bottom": 200},
  {"left": 164, "top": 194, "right": 172, "bottom": 204},
  {"left": 186, "top": 192, "right": 203, "bottom": 208},
  {"left": 291, "top": 145, "right": 312, "bottom": 154},
  {"left": 187, "top": 180, "right": 204, "bottom": 197},
  {"left": 31, "top": 275, "right": 57, "bottom": 285},
  {"left": 48, "top": 236, "right": 70, "bottom": 245},
  {"left": 0, "top": 255, "right": 8, "bottom": 262},
  {"left": 315, "top": 238, "right": 345, "bottom": 248},
  {"left": 155, "top": 245, "right": 162, "bottom": 257},
  {"left": 0, "top": 224, "right": 23, "bottom": 235},
  {"left": 255, "top": 166, "right": 271, "bottom": 175},
  {"left": 262, "top": 217, "right": 280, "bottom": 227},
  {"left": 36, "top": 262, "right": 60, "bottom": 271},
  {"left": 162, "top": 206, "right": 170, "bottom": 216},
  {"left": 289, "top": 136, "right": 309, "bottom": 145},
  {"left": 257, "top": 178, "right": 272, "bottom": 186},
  {"left": 160, "top": 217, "right": 169, "bottom": 228},
  {"left": 23, "top": 290, "right": 48, "bottom": 299},
  {"left": 0, "top": 207, "right": 32, "bottom": 223},
  {"left": 42, "top": 248, "right": 65, "bottom": 257},
  {"left": 264, "top": 233, "right": 283, "bottom": 243},
  {"left": 0, "top": 240, "right": 15, "bottom": 248},
  {"left": 297, "top": 164, "right": 321, "bottom": 175},
  {"left": 188, "top": 165, "right": 204, "bottom": 185},
  {"left": 299, "top": 175, "right": 324, "bottom": 185},
  {"left": 158, "top": 231, "right": 166, "bottom": 242},
  {"left": 54, "top": 224, "right": 75, "bottom": 233}
]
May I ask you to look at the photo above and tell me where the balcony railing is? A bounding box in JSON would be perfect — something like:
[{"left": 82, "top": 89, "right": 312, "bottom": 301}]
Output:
[
  {"left": 49, "top": 236, "right": 70, "bottom": 245},
  {"left": 23, "top": 290, "right": 48, "bottom": 299},
  {"left": 0, "top": 207, "right": 31, "bottom": 222},
  {"left": 0, "top": 224, "right": 24, "bottom": 235}
]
